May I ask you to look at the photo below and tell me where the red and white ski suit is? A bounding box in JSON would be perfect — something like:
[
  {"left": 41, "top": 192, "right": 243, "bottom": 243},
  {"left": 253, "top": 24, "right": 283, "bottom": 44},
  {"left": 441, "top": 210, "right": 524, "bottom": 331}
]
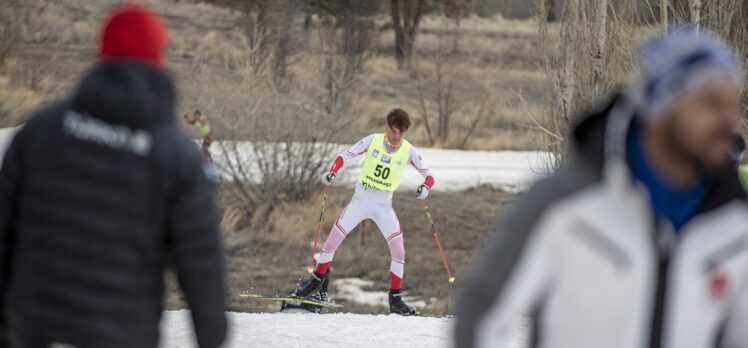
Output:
[{"left": 316, "top": 134, "right": 434, "bottom": 290}]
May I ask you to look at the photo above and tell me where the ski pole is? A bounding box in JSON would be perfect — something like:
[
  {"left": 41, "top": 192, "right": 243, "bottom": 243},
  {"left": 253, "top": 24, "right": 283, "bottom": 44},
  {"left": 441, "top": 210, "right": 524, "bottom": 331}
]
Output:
[
  {"left": 422, "top": 199, "right": 455, "bottom": 284},
  {"left": 308, "top": 184, "right": 330, "bottom": 273}
]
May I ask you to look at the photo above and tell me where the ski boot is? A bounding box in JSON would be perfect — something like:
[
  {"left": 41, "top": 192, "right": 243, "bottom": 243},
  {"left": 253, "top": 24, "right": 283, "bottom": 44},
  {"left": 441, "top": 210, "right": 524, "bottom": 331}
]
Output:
[
  {"left": 300, "top": 275, "right": 330, "bottom": 313},
  {"left": 315, "top": 271, "right": 330, "bottom": 302},
  {"left": 291, "top": 271, "right": 327, "bottom": 298},
  {"left": 283, "top": 271, "right": 330, "bottom": 313},
  {"left": 389, "top": 289, "right": 417, "bottom": 316}
]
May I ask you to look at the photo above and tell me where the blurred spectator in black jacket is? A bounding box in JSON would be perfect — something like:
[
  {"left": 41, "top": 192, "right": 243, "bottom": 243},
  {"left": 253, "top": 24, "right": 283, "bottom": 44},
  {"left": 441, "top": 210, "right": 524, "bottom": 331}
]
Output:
[{"left": 0, "top": 3, "right": 227, "bottom": 348}]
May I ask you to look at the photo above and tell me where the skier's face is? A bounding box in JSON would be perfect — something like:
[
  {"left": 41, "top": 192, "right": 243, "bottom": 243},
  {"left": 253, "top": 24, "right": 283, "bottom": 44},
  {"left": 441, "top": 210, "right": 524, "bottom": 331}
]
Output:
[
  {"left": 663, "top": 78, "right": 740, "bottom": 171},
  {"left": 385, "top": 125, "right": 407, "bottom": 147}
]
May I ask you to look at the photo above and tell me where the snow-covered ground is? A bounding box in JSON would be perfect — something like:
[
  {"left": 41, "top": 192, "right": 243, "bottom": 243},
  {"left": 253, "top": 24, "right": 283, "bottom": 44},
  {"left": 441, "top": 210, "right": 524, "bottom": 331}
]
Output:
[
  {"left": 0, "top": 127, "right": 19, "bottom": 156},
  {"left": 0, "top": 126, "right": 552, "bottom": 192},
  {"left": 158, "top": 278, "right": 532, "bottom": 347},
  {"left": 333, "top": 277, "right": 431, "bottom": 308},
  {"left": 329, "top": 146, "right": 552, "bottom": 193},
  {"left": 159, "top": 310, "right": 530, "bottom": 348},
  {"left": 160, "top": 310, "right": 451, "bottom": 347}
]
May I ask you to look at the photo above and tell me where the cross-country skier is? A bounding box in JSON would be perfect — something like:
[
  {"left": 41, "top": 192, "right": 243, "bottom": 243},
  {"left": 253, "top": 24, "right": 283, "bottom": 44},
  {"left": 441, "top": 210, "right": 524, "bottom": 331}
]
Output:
[
  {"left": 184, "top": 110, "right": 214, "bottom": 159},
  {"left": 291, "top": 108, "right": 435, "bottom": 315},
  {"left": 732, "top": 134, "right": 748, "bottom": 189}
]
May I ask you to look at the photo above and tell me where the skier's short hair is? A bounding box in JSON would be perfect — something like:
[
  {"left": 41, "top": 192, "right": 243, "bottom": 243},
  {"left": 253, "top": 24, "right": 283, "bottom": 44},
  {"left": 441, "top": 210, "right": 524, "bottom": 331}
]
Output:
[
  {"left": 387, "top": 108, "right": 411, "bottom": 132},
  {"left": 732, "top": 133, "right": 746, "bottom": 164},
  {"left": 735, "top": 134, "right": 746, "bottom": 153}
]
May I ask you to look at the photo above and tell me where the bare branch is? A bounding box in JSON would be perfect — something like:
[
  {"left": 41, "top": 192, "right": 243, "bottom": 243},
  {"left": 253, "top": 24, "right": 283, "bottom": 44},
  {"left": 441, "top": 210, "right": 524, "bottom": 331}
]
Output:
[
  {"left": 514, "top": 88, "right": 565, "bottom": 142},
  {"left": 415, "top": 71, "right": 435, "bottom": 146},
  {"left": 458, "top": 94, "right": 490, "bottom": 150}
]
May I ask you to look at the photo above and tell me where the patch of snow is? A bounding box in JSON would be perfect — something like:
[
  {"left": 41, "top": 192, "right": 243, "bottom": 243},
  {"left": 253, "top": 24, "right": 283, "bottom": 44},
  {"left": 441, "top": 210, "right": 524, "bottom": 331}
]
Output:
[
  {"left": 159, "top": 310, "right": 529, "bottom": 348},
  {"left": 0, "top": 127, "right": 20, "bottom": 162},
  {"left": 159, "top": 310, "right": 452, "bottom": 348},
  {"left": 327, "top": 147, "right": 553, "bottom": 193},
  {"left": 333, "top": 278, "right": 427, "bottom": 308},
  {"left": 0, "top": 126, "right": 552, "bottom": 192}
]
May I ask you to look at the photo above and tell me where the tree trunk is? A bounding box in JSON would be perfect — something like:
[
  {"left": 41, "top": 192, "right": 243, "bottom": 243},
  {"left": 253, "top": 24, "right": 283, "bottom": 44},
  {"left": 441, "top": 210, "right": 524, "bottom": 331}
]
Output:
[
  {"left": 689, "top": 0, "right": 701, "bottom": 29},
  {"left": 303, "top": 12, "right": 312, "bottom": 31},
  {"left": 391, "top": 0, "right": 425, "bottom": 70},
  {"left": 546, "top": 0, "right": 557, "bottom": 22},
  {"left": 592, "top": 0, "right": 607, "bottom": 94},
  {"left": 273, "top": 23, "right": 290, "bottom": 82},
  {"left": 560, "top": 0, "right": 579, "bottom": 124}
]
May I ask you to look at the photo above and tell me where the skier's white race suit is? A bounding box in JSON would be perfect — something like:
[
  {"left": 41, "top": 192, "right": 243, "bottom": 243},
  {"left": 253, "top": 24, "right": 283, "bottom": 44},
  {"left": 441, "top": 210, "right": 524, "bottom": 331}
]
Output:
[{"left": 315, "top": 134, "right": 434, "bottom": 290}]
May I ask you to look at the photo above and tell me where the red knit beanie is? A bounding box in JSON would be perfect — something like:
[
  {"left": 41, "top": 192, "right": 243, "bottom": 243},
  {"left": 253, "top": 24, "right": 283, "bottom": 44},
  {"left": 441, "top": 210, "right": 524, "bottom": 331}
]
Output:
[{"left": 98, "top": 3, "right": 168, "bottom": 68}]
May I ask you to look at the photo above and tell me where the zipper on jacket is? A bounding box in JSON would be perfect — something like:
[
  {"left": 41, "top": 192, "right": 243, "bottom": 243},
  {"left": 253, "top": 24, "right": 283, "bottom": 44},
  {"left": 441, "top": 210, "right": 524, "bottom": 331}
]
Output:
[{"left": 649, "top": 220, "right": 674, "bottom": 348}]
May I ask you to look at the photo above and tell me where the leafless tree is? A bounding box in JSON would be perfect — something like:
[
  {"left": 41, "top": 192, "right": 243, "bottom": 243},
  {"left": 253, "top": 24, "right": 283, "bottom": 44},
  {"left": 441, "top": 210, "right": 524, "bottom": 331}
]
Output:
[
  {"left": 187, "top": 6, "right": 365, "bottom": 219},
  {"left": 458, "top": 95, "right": 490, "bottom": 150},
  {"left": 531, "top": 0, "right": 748, "bottom": 169},
  {"left": 592, "top": 0, "right": 608, "bottom": 94},
  {"left": 531, "top": 0, "right": 651, "bottom": 169},
  {"left": 559, "top": 0, "right": 579, "bottom": 126},
  {"left": 312, "top": 0, "right": 377, "bottom": 118},
  {"left": 415, "top": 14, "right": 490, "bottom": 149},
  {"left": 210, "top": 58, "right": 345, "bottom": 215},
  {"left": 416, "top": 57, "right": 454, "bottom": 146},
  {"left": 688, "top": 0, "right": 701, "bottom": 29},
  {"left": 391, "top": 0, "right": 427, "bottom": 70},
  {"left": 208, "top": 0, "right": 302, "bottom": 82}
]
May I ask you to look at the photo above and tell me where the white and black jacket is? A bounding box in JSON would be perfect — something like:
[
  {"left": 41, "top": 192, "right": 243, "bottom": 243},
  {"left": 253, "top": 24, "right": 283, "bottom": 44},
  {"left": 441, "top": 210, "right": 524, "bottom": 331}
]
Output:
[{"left": 454, "top": 95, "right": 748, "bottom": 348}]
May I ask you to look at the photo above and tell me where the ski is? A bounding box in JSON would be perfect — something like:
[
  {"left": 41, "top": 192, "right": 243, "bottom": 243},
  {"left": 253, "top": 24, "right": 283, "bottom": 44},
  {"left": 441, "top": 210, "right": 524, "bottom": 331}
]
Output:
[
  {"left": 239, "top": 292, "right": 343, "bottom": 309},
  {"left": 410, "top": 312, "right": 453, "bottom": 318}
]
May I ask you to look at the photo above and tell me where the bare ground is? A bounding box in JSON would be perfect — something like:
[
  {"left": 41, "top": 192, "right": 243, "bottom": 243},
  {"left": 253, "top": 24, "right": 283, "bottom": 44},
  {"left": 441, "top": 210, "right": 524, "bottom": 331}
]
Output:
[{"left": 165, "top": 185, "right": 513, "bottom": 316}]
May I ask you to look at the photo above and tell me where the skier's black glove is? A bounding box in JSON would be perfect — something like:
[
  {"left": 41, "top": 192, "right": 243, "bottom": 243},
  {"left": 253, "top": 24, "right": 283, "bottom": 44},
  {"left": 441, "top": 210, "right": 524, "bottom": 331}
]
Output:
[{"left": 321, "top": 172, "right": 336, "bottom": 186}]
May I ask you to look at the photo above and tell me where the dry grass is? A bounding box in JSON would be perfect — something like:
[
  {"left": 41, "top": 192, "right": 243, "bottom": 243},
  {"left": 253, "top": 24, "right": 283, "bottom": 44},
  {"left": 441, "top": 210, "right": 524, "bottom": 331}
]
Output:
[
  {"left": 0, "top": 0, "right": 552, "bottom": 151},
  {"left": 0, "top": 76, "right": 41, "bottom": 126}
]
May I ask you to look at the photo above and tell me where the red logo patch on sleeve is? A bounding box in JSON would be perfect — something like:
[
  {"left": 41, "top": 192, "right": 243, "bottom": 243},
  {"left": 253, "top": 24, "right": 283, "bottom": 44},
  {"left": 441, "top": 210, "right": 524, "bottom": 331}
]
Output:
[{"left": 709, "top": 271, "right": 729, "bottom": 300}]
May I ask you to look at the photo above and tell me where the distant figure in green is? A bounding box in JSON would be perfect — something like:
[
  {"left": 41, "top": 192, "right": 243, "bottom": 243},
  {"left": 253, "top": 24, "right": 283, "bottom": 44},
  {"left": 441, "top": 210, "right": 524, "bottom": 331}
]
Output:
[
  {"left": 733, "top": 134, "right": 748, "bottom": 189},
  {"left": 184, "top": 110, "right": 214, "bottom": 159}
]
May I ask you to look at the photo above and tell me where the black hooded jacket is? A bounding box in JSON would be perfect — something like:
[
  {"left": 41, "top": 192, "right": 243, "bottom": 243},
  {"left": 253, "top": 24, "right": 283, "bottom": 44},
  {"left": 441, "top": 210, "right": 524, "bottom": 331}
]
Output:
[{"left": 0, "top": 62, "right": 227, "bottom": 348}]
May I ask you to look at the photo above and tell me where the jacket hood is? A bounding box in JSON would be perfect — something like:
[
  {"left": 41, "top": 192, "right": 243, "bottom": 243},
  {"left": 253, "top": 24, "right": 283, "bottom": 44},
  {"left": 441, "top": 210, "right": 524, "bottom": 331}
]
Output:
[
  {"left": 72, "top": 62, "right": 175, "bottom": 128},
  {"left": 570, "top": 95, "right": 620, "bottom": 164}
]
